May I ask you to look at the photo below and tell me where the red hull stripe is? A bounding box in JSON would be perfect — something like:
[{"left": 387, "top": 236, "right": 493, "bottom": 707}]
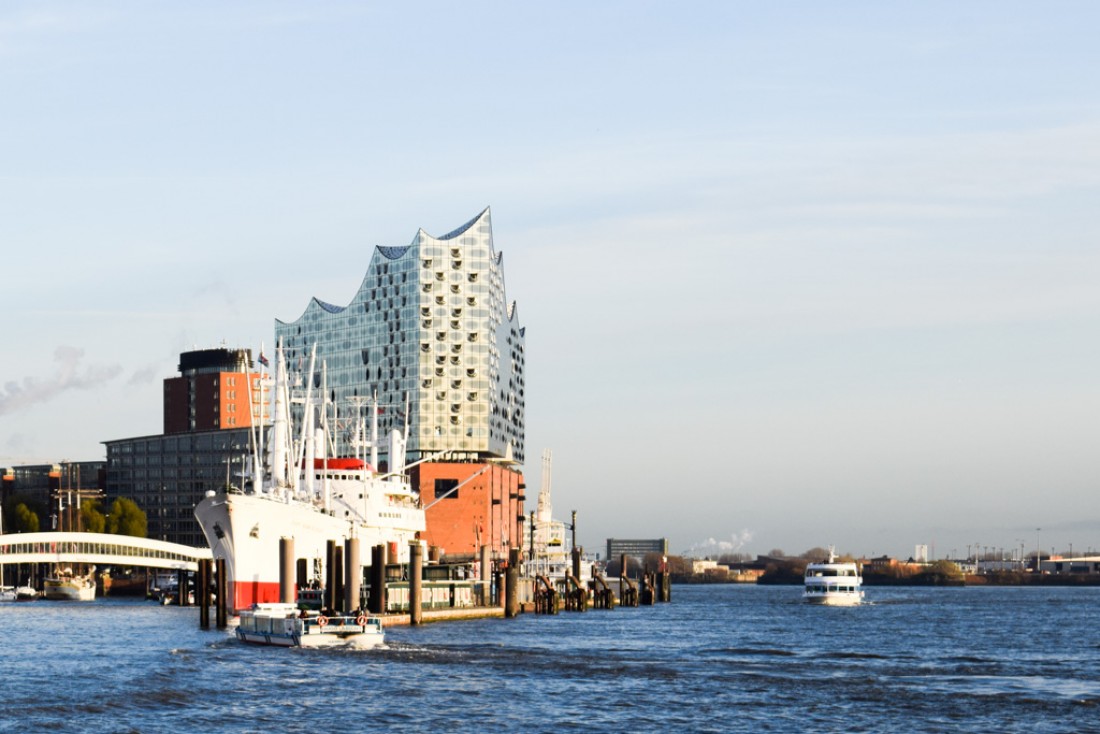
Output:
[{"left": 232, "top": 580, "right": 289, "bottom": 613}]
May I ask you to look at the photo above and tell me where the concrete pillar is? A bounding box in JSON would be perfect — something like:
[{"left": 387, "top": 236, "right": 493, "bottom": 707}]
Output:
[
  {"left": 480, "top": 544, "right": 491, "bottom": 582},
  {"left": 345, "top": 537, "right": 361, "bottom": 613},
  {"left": 279, "top": 537, "right": 295, "bottom": 604},
  {"left": 505, "top": 547, "right": 520, "bottom": 618}
]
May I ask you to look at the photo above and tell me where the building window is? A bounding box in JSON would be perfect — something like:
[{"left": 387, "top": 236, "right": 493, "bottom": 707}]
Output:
[{"left": 434, "top": 478, "right": 459, "bottom": 500}]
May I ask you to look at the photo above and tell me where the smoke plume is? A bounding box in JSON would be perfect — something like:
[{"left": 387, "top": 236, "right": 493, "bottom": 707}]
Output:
[
  {"left": 685, "top": 530, "right": 755, "bottom": 558},
  {"left": 0, "top": 346, "right": 123, "bottom": 415}
]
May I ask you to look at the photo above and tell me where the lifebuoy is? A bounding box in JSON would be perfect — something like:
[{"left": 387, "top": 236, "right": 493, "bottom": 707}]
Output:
[
  {"left": 356, "top": 614, "right": 367, "bottom": 626},
  {"left": 316, "top": 615, "right": 328, "bottom": 627}
]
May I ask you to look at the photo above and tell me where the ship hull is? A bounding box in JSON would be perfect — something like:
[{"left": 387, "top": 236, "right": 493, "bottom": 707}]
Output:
[
  {"left": 43, "top": 578, "right": 96, "bottom": 601},
  {"left": 195, "top": 491, "right": 423, "bottom": 614}
]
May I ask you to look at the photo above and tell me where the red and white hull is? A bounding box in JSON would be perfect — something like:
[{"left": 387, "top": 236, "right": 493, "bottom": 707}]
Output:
[{"left": 195, "top": 487, "right": 423, "bottom": 613}]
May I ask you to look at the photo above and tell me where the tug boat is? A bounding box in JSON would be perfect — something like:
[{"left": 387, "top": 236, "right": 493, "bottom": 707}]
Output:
[
  {"left": 803, "top": 547, "right": 864, "bottom": 606},
  {"left": 235, "top": 603, "right": 384, "bottom": 648}
]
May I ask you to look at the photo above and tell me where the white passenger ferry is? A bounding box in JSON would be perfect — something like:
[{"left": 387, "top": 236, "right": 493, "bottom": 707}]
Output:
[
  {"left": 803, "top": 547, "right": 864, "bottom": 606},
  {"left": 236, "top": 602, "right": 384, "bottom": 648}
]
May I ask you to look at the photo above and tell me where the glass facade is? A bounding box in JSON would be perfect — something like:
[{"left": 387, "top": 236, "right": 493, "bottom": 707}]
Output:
[{"left": 274, "top": 207, "right": 526, "bottom": 463}]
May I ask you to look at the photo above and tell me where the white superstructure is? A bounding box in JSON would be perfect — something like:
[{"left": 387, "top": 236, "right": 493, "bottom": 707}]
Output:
[
  {"left": 195, "top": 344, "right": 426, "bottom": 613},
  {"left": 803, "top": 547, "right": 864, "bottom": 606}
]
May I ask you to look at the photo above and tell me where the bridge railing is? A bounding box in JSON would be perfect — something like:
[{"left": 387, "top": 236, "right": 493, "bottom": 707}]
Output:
[{"left": 0, "top": 532, "right": 212, "bottom": 570}]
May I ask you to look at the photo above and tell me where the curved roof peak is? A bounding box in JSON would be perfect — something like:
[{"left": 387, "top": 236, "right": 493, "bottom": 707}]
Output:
[{"left": 437, "top": 206, "right": 491, "bottom": 241}]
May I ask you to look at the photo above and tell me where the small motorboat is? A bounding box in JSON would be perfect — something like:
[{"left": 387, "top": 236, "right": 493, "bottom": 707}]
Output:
[{"left": 235, "top": 603, "right": 384, "bottom": 648}]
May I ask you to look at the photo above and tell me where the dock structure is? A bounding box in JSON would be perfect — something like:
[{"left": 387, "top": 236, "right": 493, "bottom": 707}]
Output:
[{"left": 195, "top": 541, "right": 670, "bottom": 630}]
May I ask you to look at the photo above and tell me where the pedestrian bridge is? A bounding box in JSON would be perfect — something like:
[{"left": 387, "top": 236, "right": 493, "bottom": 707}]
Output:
[{"left": 0, "top": 532, "right": 212, "bottom": 572}]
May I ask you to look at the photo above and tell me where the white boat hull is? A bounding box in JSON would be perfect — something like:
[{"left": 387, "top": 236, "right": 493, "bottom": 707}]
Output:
[
  {"left": 235, "top": 604, "right": 384, "bottom": 648},
  {"left": 43, "top": 578, "right": 96, "bottom": 601},
  {"left": 803, "top": 591, "right": 864, "bottom": 606},
  {"left": 196, "top": 490, "right": 423, "bottom": 614}
]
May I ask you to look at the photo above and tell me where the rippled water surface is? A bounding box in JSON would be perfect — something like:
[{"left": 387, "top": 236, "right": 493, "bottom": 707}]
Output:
[{"left": 1, "top": 585, "right": 1098, "bottom": 733}]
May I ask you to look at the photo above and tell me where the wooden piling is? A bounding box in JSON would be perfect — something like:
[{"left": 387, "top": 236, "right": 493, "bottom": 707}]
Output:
[
  {"left": 296, "top": 558, "right": 308, "bottom": 589},
  {"left": 325, "top": 539, "right": 338, "bottom": 612},
  {"left": 333, "top": 545, "right": 345, "bottom": 613},
  {"left": 198, "top": 558, "right": 211, "bottom": 630},
  {"left": 505, "top": 547, "right": 520, "bottom": 618},
  {"left": 279, "top": 537, "right": 295, "bottom": 604},
  {"left": 345, "top": 537, "right": 361, "bottom": 613},
  {"left": 370, "top": 544, "right": 386, "bottom": 614},
  {"left": 409, "top": 542, "right": 423, "bottom": 625},
  {"left": 215, "top": 558, "right": 228, "bottom": 629},
  {"left": 176, "top": 569, "right": 186, "bottom": 606}
]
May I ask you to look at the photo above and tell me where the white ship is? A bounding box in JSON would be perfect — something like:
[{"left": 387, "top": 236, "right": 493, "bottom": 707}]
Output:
[
  {"left": 195, "top": 344, "right": 427, "bottom": 614},
  {"left": 43, "top": 566, "right": 96, "bottom": 601},
  {"left": 528, "top": 450, "right": 590, "bottom": 582},
  {"left": 803, "top": 547, "right": 864, "bottom": 606}
]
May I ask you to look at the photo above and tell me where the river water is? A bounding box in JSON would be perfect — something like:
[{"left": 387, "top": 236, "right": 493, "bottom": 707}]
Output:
[{"left": 1, "top": 585, "right": 1098, "bottom": 733}]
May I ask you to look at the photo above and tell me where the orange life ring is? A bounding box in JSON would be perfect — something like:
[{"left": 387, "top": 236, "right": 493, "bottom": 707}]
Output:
[
  {"left": 316, "top": 615, "right": 328, "bottom": 627},
  {"left": 356, "top": 614, "right": 367, "bottom": 626}
]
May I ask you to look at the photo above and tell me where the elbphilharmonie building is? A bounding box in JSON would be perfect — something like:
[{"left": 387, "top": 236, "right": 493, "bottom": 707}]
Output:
[{"left": 274, "top": 207, "right": 526, "bottom": 465}]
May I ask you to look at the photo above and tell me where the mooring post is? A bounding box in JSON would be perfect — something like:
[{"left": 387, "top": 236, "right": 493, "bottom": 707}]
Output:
[
  {"left": 296, "top": 558, "right": 308, "bottom": 590},
  {"left": 345, "top": 536, "right": 361, "bottom": 613},
  {"left": 176, "top": 569, "right": 186, "bottom": 606},
  {"left": 572, "top": 546, "right": 582, "bottom": 582},
  {"left": 215, "top": 558, "right": 228, "bottom": 629},
  {"left": 325, "top": 540, "right": 338, "bottom": 612},
  {"left": 370, "top": 544, "right": 386, "bottom": 614},
  {"left": 505, "top": 547, "right": 520, "bottom": 618},
  {"left": 279, "top": 537, "right": 295, "bottom": 604},
  {"left": 198, "top": 558, "right": 211, "bottom": 630},
  {"left": 480, "top": 543, "right": 492, "bottom": 606},
  {"left": 409, "top": 541, "right": 423, "bottom": 625},
  {"left": 333, "top": 545, "right": 345, "bottom": 613}
]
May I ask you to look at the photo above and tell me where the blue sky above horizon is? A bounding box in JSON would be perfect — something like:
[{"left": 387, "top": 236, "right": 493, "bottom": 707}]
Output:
[{"left": 2, "top": 2, "right": 1098, "bottom": 560}]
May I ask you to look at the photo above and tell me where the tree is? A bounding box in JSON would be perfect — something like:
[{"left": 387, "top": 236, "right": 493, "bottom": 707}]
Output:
[
  {"left": 800, "top": 547, "right": 831, "bottom": 561},
  {"left": 11, "top": 502, "right": 40, "bottom": 533},
  {"left": 106, "top": 497, "right": 147, "bottom": 538},
  {"left": 81, "top": 499, "right": 107, "bottom": 533}
]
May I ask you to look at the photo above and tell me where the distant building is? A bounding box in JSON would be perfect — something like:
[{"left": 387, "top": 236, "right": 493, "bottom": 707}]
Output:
[
  {"left": 163, "top": 348, "right": 266, "bottom": 433},
  {"left": 105, "top": 347, "right": 264, "bottom": 546},
  {"left": 606, "top": 538, "right": 669, "bottom": 563},
  {"left": 104, "top": 428, "right": 250, "bottom": 547},
  {"left": 692, "top": 559, "right": 720, "bottom": 574},
  {"left": 408, "top": 461, "right": 525, "bottom": 560},
  {"left": 1, "top": 462, "right": 106, "bottom": 531},
  {"left": 272, "top": 208, "right": 527, "bottom": 557},
  {"left": 273, "top": 207, "right": 525, "bottom": 464}
]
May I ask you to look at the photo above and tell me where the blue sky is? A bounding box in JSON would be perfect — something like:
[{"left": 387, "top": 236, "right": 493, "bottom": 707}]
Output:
[{"left": 2, "top": 2, "right": 1098, "bottom": 560}]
